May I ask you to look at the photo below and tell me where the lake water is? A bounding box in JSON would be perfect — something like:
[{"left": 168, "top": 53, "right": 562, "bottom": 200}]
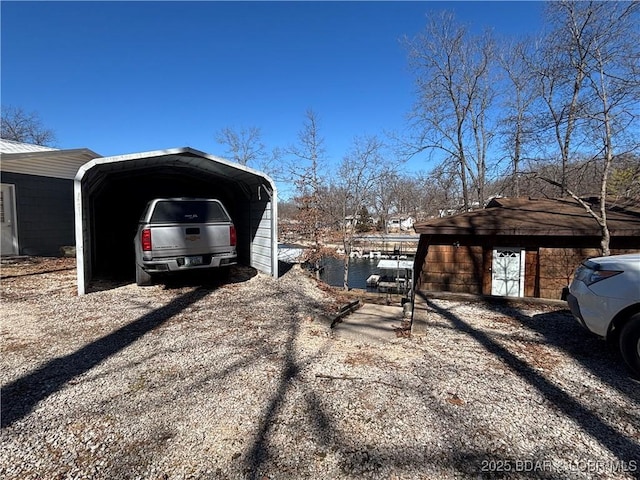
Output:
[
  {"left": 278, "top": 244, "right": 413, "bottom": 290},
  {"left": 318, "top": 256, "right": 383, "bottom": 290}
]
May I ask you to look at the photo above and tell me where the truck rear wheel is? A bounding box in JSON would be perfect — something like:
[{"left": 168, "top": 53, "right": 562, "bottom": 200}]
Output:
[{"left": 136, "top": 264, "right": 153, "bottom": 286}]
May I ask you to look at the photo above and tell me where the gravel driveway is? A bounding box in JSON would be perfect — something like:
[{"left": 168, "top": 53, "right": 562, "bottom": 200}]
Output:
[{"left": 1, "top": 257, "right": 638, "bottom": 479}]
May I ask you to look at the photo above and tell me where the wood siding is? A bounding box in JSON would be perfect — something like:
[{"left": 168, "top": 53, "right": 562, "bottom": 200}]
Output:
[
  {"left": 417, "top": 240, "right": 638, "bottom": 300},
  {"left": 524, "top": 249, "right": 539, "bottom": 298},
  {"left": 538, "top": 247, "right": 638, "bottom": 299},
  {"left": 419, "top": 245, "right": 484, "bottom": 294}
]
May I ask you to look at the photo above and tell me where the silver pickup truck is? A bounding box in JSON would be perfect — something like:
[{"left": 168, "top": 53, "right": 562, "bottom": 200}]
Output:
[{"left": 134, "top": 198, "right": 237, "bottom": 286}]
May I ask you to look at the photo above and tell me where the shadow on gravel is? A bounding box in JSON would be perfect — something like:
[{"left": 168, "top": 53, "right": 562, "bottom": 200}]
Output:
[
  {"left": 241, "top": 298, "right": 342, "bottom": 479},
  {"left": 244, "top": 313, "right": 302, "bottom": 478},
  {"left": 0, "top": 266, "right": 76, "bottom": 280},
  {"left": 493, "top": 303, "right": 640, "bottom": 404},
  {"left": 159, "top": 265, "right": 257, "bottom": 290},
  {"left": 418, "top": 292, "right": 640, "bottom": 465},
  {"left": 87, "top": 265, "right": 258, "bottom": 292},
  {"left": 278, "top": 261, "right": 295, "bottom": 276},
  {"left": 240, "top": 296, "right": 566, "bottom": 479},
  {"left": 1, "top": 288, "right": 210, "bottom": 429}
]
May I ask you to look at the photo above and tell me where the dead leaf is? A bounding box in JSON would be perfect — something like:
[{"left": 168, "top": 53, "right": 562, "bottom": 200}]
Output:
[{"left": 446, "top": 393, "right": 464, "bottom": 406}]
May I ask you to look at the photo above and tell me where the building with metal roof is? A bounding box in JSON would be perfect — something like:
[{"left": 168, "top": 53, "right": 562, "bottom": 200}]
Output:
[
  {"left": 74, "top": 147, "right": 278, "bottom": 294},
  {"left": 1, "top": 139, "right": 100, "bottom": 256},
  {"left": 1, "top": 141, "right": 279, "bottom": 295},
  {"left": 0, "top": 138, "right": 57, "bottom": 154}
]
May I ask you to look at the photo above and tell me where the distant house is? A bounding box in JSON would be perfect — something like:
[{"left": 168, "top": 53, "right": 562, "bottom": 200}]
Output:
[
  {"left": 344, "top": 213, "right": 378, "bottom": 231},
  {"left": 344, "top": 214, "right": 360, "bottom": 229},
  {"left": 412, "top": 197, "right": 640, "bottom": 300},
  {"left": 0, "top": 139, "right": 100, "bottom": 256},
  {"left": 387, "top": 215, "right": 415, "bottom": 232}
]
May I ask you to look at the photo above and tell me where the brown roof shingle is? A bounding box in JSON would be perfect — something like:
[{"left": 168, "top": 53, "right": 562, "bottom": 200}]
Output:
[{"left": 413, "top": 197, "right": 640, "bottom": 237}]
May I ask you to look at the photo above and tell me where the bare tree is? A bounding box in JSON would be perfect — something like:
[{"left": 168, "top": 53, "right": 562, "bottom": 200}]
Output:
[
  {"left": 535, "top": 0, "right": 640, "bottom": 254},
  {"left": 1, "top": 105, "right": 56, "bottom": 146},
  {"left": 215, "top": 126, "right": 285, "bottom": 187},
  {"left": 390, "top": 175, "right": 421, "bottom": 222},
  {"left": 215, "top": 126, "right": 265, "bottom": 166},
  {"left": 531, "top": 2, "right": 593, "bottom": 196},
  {"left": 373, "top": 170, "right": 460, "bottom": 226},
  {"left": 372, "top": 170, "right": 399, "bottom": 233},
  {"left": 583, "top": 1, "right": 639, "bottom": 254},
  {"left": 330, "top": 135, "right": 388, "bottom": 290},
  {"left": 608, "top": 154, "right": 640, "bottom": 199},
  {"left": 497, "top": 40, "right": 538, "bottom": 197},
  {"left": 405, "top": 11, "right": 496, "bottom": 210},
  {"left": 422, "top": 164, "right": 465, "bottom": 216},
  {"left": 286, "top": 109, "right": 328, "bottom": 278}
]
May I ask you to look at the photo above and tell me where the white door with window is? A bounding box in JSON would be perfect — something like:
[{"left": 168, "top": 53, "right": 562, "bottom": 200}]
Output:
[
  {"left": 491, "top": 248, "right": 525, "bottom": 297},
  {"left": 1, "top": 183, "right": 18, "bottom": 256}
]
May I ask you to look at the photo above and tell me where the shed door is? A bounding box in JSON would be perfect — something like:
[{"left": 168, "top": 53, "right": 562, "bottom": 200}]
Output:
[
  {"left": 1, "top": 184, "right": 18, "bottom": 255},
  {"left": 491, "top": 248, "right": 524, "bottom": 297}
]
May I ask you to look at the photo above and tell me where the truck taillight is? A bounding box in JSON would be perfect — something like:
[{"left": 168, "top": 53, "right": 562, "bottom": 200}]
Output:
[
  {"left": 141, "top": 229, "right": 152, "bottom": 251},
  {"left": 230, "top": 225, "right": 237, "bottom": 246}
]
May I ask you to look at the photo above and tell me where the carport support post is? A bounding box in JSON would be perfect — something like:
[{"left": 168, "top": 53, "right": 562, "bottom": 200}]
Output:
[
  {"left": 258, "top": 183, "right": 279, "bottom": 278},
  {"left": 74, "top": 176, "right": 87, "bottom": 295}
]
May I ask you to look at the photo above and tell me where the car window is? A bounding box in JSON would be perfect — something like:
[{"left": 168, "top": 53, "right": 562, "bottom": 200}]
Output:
[{"left": 150, "top": 201, "right": 230, "bottom": 224}]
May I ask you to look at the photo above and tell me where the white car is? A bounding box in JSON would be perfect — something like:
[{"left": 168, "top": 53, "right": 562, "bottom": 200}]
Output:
[{"left": 567, "top": 253, "right": 640, "bottom": 376}]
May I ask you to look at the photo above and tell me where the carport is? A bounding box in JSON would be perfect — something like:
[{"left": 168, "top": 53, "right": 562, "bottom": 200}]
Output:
[{"left": 74, "top": 147, "right": 278, "bottom": 294}]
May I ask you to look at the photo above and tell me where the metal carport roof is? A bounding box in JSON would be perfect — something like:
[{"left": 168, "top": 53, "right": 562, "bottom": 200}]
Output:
[{"left": 74, "top": 147, "right": 278, "bottom": 294}]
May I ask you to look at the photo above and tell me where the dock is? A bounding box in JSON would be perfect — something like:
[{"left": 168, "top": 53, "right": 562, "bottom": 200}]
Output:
[
  {"left": 366, "top": 259, "right": 414, "bottom": 295},
  {"left": 349, "top": 234, "right": 419, "bottom": 259}
]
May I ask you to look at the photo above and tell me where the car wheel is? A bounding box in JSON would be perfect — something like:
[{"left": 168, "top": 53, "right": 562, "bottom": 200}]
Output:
[
  {"left": 619, "top": 313, "right": 640, "bottom": 377},
  {"left": 136, "top": 263, "right": 153, "bottom": 286}
]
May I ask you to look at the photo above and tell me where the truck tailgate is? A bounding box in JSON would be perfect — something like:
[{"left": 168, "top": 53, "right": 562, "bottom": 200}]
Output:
[{"left": 150, "top": 224, "right": 232, "bottom": 256}]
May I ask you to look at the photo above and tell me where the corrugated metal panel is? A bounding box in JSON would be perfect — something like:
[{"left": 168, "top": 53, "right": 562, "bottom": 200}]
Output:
[
  {"left": 78, "top": 148, "right": 266, "bottom": 189},
  {"left": 75, "top": 147, "right": 278, "bottom": 294},
  {"left": 250, "top": 199, "right": 275, "bottom": 275},
  {"left": 2, "top": 149, "right": 100, "bottom": 180},
  {"left": 0, "top": 139, "right": 57, "bottom": 154}
]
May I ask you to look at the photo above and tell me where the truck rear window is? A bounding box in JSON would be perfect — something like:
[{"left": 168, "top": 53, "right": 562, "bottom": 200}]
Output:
[{"left": 150, "top": 201, "right": 230, "bottom": 224}]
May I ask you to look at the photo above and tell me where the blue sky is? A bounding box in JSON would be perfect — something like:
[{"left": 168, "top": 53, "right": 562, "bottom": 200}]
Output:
[{"left": 2, "top": 1, "right": 544, "bottom": 189}]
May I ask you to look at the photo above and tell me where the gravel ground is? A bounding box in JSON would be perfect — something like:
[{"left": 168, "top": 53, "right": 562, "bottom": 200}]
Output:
[{"left": 1, "top": 257, "right": 639, "bottom": 479}]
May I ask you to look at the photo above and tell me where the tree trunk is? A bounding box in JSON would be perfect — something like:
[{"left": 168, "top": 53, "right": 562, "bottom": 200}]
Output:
[
  {"left": 513, "top": 129, "right": 521, "bottom": 197},
  {"left": 343, "top": 255, "right": 349, "bottom": 291},
  {"left": 459, "top": 155, "right": 470, "bottom": 210},
  {"left": 342, "top": 231, "right": 352, "bottom": 291},
  {"left": 600, "top": 224, "right": 611, "bottom": 257}
]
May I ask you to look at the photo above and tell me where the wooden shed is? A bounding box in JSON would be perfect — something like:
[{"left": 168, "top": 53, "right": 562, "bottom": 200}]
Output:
[{"left": 413, "top": 197, "right": 640, "bottom": 300}]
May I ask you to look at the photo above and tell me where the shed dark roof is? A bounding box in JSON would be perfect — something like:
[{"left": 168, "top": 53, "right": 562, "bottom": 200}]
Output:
[{"left": 413, "top": 197, "right": 640, "bottom": 237}]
